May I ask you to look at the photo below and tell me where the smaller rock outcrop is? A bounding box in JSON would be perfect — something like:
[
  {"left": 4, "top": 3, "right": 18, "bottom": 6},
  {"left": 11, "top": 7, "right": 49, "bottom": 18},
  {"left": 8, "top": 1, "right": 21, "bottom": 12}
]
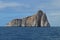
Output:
[{"left": 7, "top": 10, "right": 50, "bottom": 27}]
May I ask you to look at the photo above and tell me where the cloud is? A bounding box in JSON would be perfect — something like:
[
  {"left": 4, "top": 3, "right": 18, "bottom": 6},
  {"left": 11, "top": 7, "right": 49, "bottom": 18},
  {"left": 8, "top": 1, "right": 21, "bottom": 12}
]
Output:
[
  {"left": 48, "top": 12, "right": 60, "bottom": 16},
  {"left": 51, "top": 0, "right": 60, "bottom": 9},
  {"left": 37, "top": 0, "right": 60, "bottom": 10},
  {"left": 0, "top": 1, "right": 30, "bottom": 9},
  {"left": 47, "top": 0, "right": 60, "bottom": 10},
  {"left": 47, "top": 12, "right": 60, "bottom": 26}
]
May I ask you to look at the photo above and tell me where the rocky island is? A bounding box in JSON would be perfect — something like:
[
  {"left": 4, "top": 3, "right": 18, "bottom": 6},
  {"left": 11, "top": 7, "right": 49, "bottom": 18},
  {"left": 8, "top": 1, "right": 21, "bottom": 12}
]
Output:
[{"left": 7, "top": 10, "right": 50, "bottom": 27}]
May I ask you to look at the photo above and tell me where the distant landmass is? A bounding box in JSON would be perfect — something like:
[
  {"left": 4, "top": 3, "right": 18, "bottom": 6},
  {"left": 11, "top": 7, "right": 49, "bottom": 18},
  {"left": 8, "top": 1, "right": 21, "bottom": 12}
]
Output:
[{"left": 7, "top": 10, "right": 50, "bottom": 27}]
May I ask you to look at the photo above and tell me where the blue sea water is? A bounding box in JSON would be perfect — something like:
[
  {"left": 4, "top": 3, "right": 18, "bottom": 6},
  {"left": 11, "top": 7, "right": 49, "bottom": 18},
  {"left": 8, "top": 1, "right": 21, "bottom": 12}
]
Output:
[{"left": 0, "top": 27, "right": 60, "bottom": 40}]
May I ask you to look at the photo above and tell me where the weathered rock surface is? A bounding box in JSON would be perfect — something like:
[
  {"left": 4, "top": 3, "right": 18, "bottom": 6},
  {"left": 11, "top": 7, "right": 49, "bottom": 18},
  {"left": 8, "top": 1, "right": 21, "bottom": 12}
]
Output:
[{"left": 7, "top": 10, "right": 50, "bottom": 27}]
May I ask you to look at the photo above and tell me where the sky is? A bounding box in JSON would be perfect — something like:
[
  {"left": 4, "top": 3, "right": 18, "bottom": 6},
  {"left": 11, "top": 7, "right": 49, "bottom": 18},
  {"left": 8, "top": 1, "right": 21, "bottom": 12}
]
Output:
[{"left": 0, "top": 0, "right": 60, "bottom": 26}]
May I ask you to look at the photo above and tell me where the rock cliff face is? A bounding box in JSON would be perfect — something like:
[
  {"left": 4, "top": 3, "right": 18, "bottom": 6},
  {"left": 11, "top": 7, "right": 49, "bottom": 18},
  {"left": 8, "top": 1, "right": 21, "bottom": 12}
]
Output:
[{"left": 7, "top": 10, "right": 50, "bottom": 27}]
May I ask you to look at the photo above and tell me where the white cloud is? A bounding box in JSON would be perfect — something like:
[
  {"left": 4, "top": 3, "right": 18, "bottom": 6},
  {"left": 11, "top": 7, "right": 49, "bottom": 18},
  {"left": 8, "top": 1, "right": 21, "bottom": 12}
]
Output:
[
  {"left": 47, "top": 12, "right": 60, "bottom": 26},
  {"left": 49, "top": 13, "right": 60, "bottom": 16},
  {"left": 50, "top": 0, "right": 60, "bottom": 9},
  {"left": 37, "top": 0, "right": 60, "bottom": 10},
  {"left": 0, "top": 1, "right": 30, "bottom": 9}
]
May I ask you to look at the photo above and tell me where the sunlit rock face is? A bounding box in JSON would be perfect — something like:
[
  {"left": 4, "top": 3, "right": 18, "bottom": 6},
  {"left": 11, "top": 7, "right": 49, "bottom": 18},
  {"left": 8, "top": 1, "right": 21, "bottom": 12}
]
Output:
[{"left": 7, "top": 10, "right": 50, "bottom": 27}]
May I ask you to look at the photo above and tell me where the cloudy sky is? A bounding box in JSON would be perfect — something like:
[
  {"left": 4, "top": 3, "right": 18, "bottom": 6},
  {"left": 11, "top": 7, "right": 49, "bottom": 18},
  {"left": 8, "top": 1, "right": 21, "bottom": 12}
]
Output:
[{"left": 0, "top": 0, "right": 60, "bottom": 26}]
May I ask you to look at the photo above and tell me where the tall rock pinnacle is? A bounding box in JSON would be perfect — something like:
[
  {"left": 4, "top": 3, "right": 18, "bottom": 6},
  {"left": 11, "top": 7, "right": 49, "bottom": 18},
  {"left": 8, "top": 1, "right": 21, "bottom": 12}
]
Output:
[{"left": 7, "top": 10, "right": 50, "bottom": 27}]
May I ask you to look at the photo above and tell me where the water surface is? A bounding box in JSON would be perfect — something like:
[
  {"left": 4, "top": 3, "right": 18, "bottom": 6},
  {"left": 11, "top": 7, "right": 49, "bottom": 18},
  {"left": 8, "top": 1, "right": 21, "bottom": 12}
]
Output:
[{"left": 0, "top": 27, "right": 60, "bottom": 40}]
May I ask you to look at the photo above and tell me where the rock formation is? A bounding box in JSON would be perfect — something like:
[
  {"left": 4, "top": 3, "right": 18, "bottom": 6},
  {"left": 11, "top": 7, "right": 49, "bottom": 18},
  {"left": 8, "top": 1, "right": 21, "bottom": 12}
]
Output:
[{"left": 7, "top": 10, "right": 50, "bottom": 27}]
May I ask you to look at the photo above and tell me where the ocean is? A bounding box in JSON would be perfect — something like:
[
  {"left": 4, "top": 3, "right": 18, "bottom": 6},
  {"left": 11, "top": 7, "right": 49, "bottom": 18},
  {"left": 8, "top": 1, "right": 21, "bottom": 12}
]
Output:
[{"left": 0, "top": 27, "right": 60, "bottom": 40}]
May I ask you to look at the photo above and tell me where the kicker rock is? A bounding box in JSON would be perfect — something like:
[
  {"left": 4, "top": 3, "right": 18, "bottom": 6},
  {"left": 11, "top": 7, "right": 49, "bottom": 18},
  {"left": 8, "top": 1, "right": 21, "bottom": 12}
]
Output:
[{"left": 7, "top": 10, "right": 50, "bottom": 27}]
